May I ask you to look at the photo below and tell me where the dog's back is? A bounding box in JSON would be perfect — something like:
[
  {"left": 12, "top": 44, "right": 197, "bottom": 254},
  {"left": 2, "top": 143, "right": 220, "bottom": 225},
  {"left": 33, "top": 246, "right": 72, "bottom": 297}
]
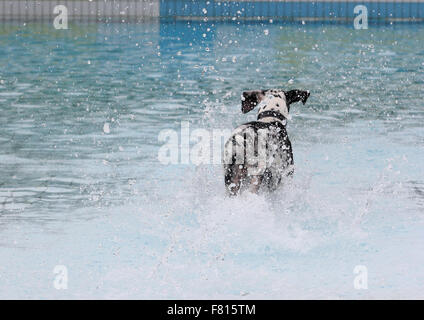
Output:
[{"left": 223, "top": 119, "right": 293, "bottom": 195}]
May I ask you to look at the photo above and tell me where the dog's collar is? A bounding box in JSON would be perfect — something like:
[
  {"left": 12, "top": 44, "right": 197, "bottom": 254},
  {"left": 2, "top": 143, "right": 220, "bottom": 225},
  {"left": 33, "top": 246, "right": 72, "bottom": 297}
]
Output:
[{"left": 257, "top": 110, "right": 286, "bottom": 122}]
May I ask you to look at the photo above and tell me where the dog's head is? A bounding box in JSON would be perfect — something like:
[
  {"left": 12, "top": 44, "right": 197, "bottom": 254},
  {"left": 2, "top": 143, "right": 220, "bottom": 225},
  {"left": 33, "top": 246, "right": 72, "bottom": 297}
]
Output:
[{"left": 241, "top": 89, "right": 310, "bottom": 114}]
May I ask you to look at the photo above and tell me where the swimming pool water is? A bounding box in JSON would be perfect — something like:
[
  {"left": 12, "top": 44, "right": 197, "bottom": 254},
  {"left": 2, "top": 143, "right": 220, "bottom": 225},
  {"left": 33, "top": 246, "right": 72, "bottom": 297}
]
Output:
[{"left": 0, "top": 21, "right": 423, "bottom": 298}]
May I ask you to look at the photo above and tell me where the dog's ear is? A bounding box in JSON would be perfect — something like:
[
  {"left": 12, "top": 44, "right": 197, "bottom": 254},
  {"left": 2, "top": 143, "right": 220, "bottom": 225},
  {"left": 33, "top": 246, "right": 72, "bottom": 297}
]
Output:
[
  {"left": 285, "top": 90, "right": 310, "bottom": 105},
  {"left": 241, "top": 90, "right": 265, "bottom": 113}
]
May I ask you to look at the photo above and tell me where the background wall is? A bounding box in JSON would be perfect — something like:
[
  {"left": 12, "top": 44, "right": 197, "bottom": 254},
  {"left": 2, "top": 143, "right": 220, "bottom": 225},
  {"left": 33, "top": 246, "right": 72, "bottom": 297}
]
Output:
[
  {"left": 0, "top": 0, "right": 423, "bottom": 22},
  {"left": 0, "top": 0, "right": 160, "bottom": 21}
]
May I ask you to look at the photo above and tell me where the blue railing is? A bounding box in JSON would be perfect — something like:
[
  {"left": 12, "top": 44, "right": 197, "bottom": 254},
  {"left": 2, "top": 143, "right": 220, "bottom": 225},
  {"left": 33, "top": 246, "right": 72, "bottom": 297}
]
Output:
[{"left": 160, "top": 0, "right": 424, "bottom": 21}]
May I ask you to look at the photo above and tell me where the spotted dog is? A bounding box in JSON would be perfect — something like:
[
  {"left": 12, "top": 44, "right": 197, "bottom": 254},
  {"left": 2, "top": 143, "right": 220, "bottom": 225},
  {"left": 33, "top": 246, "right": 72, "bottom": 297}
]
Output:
[{"left": 223, "top": 89, "right": 310, "bottom": 196}]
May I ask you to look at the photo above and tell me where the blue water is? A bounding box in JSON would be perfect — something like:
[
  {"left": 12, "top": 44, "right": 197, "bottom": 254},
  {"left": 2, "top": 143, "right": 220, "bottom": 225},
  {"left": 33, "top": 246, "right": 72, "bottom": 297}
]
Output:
[{"left": 0, "top": 21, "right": 424, "bottom": 298}]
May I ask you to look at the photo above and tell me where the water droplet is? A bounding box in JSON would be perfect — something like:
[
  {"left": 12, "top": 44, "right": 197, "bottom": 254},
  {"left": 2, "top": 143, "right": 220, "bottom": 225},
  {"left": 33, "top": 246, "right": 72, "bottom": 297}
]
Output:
[{"left": 103, "top": 123, "right": 110, "bottom": 134}]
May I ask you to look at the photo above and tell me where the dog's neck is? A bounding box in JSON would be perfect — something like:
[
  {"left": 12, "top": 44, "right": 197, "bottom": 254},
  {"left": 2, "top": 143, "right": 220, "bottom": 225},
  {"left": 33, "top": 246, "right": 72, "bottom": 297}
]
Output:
[
  {"left": 256, "top": 94, "right": 289, "bottom": 125},
  {"left": 257, "top": 110, "right": 286, "bottom": 123}
]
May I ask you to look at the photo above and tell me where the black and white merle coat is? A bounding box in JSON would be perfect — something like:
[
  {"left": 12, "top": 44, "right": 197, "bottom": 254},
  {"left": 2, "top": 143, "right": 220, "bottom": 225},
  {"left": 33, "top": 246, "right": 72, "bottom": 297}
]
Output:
[{"left": 223, "top": 89, "right": 310, "bottom": 196}]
